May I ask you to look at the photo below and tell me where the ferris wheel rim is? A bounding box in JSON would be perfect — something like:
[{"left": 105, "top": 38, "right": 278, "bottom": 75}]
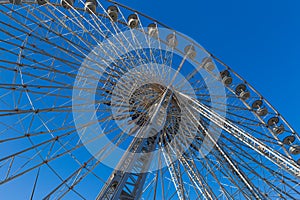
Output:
[{"left": 1, "top": 0, "right": 299, "bottom": 163}]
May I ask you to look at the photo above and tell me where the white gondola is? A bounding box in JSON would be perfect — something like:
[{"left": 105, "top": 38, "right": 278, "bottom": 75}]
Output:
[
  {"left": 220, "top": 70, "right": 232, "bottom": 85},
  {"left": 127, "top": 14, "right": 139, "bottom": 28},
  {"left": 184, "top": 45, "right": 196, "bottom": 59},
  {"left": 166, "top": 33, "right": 178, "bottom": 48},
  {"left": 148, "top": 23, "right": 158, "bottom": 38},
  {"left": 85, "top": 0, "right": 97, "bottom": 14},
  {"left": 61, "top": 0, "right": 74, "bottom": 9},
  {"left": 235, "top": 84, "right": 250, "bottom": 100},
  {"left": 202, "top": 57, "right": 215, "bottom": 72},
  {"left": 267, "top": 117, "right": 285, "bottom": 134},
  {"left": 282, "top": 135, "right": 295, "bottom": 145},
  {"left": 107, "top": 5, "right": 119, "bottom": 22},
  {"left": 252, "top": 100, "right": 268, "bottom": 116}
]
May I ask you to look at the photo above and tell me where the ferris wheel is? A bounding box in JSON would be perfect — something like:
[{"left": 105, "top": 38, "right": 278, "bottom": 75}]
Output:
[{"left": 0, "top": 0, "right": 299, "bottom": 199}]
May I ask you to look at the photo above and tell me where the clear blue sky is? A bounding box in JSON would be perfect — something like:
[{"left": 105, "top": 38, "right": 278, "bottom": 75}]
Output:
[{"left": 116, "top": 0, "right": 300, "bottom": 133}]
